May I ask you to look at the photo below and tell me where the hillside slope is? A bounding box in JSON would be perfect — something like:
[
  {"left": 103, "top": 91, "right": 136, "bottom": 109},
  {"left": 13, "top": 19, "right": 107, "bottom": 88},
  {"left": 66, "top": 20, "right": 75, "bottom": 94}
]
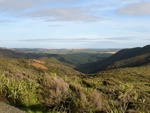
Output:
[
  {"left": 0, "top": 57, "right": 82, "bottom": 80},
  {"left": 0, "top": 58, "right": 149, "bottom": 113},
  {"left": 0, "top": 46, "right": 150, "bottom": 112},
  {"left": 76, "top": 45, "right": 150, "bottom": 73},
  {"left": 0, "top": 48, "right": 47, "bottom": 59},
  {"left": 0, "top": 48, "right": 112, "bottom": 66}
]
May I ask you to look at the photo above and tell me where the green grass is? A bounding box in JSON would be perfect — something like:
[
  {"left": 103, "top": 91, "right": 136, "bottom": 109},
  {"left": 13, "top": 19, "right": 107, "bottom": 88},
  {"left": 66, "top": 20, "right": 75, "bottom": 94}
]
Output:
[{"left": 0, "top": 57, "right": 149, "bottom": 113}]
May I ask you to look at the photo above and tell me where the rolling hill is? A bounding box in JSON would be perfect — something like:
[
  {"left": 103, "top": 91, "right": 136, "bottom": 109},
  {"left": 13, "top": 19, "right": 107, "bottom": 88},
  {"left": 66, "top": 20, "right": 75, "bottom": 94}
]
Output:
[
  {"left": 0, "top": 57, "right": 82, "bottom": 79},
  {"left": 76, "top": 45, "right": 150, "bottom": 73},
  {"left": 0, "top": 48, "right": 113, "bottom": 66},
  {"left": 0, "top": 48, "right": 47, "bottom": 59},
  {"left": 0, "top": 45, "right": 150, "bottom": 113}
]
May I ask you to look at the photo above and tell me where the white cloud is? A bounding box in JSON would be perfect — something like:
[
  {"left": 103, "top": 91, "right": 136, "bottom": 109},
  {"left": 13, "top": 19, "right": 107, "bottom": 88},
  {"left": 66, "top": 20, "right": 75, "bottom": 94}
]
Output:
[
  {"left": 18, "top": 7, "right": 102, "bottom": 22},
  {"left": 1, "top": 0, "right": 147, "bottom": 22},
  {"left": 0, "top": 0, "right": 36, "bottom": 12},
  {"left": 0, "top": 0, "right": 103, "bottom": 22},
  {"left": 3, "top": 0, "right": 138, "bottom": 22},
  {"left": 21, "top": 38, "right": 97, "bottom": 42},
  {"left": 118, "top": 1, "right": 150, "bottom": 15}
]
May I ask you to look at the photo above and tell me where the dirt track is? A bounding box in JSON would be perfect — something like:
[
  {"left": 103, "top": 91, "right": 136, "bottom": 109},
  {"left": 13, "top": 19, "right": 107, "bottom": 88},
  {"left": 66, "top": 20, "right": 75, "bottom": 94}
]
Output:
[{"left": 0, "top": 102, "right": 25, "bottom": 113}]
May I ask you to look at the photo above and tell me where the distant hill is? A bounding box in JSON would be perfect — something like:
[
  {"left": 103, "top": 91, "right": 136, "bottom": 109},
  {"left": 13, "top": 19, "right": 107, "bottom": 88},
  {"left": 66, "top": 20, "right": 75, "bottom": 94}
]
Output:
[
  {"left": 2, "top": 46, "right": 150, "bottom": 74},
  {"left": 0, "top": 48, "right": 26, "bottom": 58},
  {"left": 55, "top": 53, "right": 111, "bottom": 65},
  {"left": 0, "top": 48, "right": 46, "bottom": 59},
  {"left": 13, "top": 48, "right": 118, "bottom": 54},
  {"left": 76, "top": 45, "right": 150, "bottom": 73},
  {"left": 0, "top": 46, "right": 150, "bottom": 112},
  {"left": 0, "top": 48, "right": 113, "bottom": 66}
]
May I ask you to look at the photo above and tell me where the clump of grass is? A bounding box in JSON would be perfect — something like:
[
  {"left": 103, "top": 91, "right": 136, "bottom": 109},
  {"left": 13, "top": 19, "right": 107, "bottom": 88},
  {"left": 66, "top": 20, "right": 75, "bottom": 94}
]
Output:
[
  {"left": 118, "top": 83, "right": 138, "bottom": 112},
  {"left": 38, "top": 74, "right": 69, "bottom": 108},
  {"left": 0, "top": 73, "right": 39, "bottom": 107},
  {"left": 105, "top": 83, "right": 139, "bottom": 113},
  {"left": 89, "top": 90, "right": 103, "bottom": 111},
  {"left": 68, "top": 83, "right": 106, "bottom": 113},
  {"left": 102, "top": 78, "right": 123, "bottom": 86},
  {"left": 82, "top": 79, "right": 96, "bottom": 88}
]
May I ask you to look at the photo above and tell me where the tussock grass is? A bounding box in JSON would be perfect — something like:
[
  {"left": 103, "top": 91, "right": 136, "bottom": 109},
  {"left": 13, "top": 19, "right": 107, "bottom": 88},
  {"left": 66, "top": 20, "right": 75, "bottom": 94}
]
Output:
[
  {"left": 38, "top": 74, "right": 69, "bottom": 107},
  {"left": 0, "top": 73, "right": 38, "bottom": 107}
]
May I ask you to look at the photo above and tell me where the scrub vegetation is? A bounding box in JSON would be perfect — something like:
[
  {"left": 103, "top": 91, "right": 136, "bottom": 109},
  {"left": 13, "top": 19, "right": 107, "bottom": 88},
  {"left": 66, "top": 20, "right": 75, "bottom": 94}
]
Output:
[{"left": 0, "top": 45, "right": 150, "bottom": 113}]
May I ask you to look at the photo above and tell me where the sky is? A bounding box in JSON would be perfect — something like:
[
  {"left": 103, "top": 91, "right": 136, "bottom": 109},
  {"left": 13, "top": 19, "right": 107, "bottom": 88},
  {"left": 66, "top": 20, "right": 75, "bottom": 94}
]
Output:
[{"left": 0, "top": 0, "right": 150, "bottom": 48}]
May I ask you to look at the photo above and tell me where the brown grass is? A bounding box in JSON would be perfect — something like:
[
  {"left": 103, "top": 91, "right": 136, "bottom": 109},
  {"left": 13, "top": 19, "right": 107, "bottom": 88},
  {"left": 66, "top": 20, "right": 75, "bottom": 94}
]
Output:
[
  {"left": 32, "top": 59, "right": 45, "bottom": 64},
  {"left": 69, "top": 83, "right": 105, "bottom": 112},
  {"left": 39, "top": 75, "right": 69, "bottom": 106},
  {"left": 89, "top": 90, "right": 103, "bottom": 111},
  {"left": 31, "top": 63, "right": 48, "bottom": 70}
]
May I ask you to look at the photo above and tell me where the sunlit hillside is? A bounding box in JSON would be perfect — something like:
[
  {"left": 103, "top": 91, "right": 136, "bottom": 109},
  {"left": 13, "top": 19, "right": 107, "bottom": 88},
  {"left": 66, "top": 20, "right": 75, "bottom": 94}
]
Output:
[{"left": 0, "top": 45, "right": 150, "bottom": 113}]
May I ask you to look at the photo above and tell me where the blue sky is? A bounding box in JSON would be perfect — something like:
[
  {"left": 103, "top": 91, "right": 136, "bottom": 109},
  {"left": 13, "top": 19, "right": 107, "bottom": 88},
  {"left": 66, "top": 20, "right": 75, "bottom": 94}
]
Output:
[{"left": 0, "top": 0, "right": 150, "bottom": 48}]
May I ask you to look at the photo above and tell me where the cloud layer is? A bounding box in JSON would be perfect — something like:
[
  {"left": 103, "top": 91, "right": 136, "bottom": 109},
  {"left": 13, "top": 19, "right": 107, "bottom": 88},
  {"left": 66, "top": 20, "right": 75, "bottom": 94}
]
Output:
[
  {"left": 21, "top": 36, "right": 142, "bottom": 42},
  {"left": 0, "top": 0, "right": 149, "bottom": 22},
  {"left": 118, "top": 1, "right": 150, "bottom": 15},
  {"left": 21, "top": 38, "right": 100, "bottom": 42},
  {"left": 0, "top": 0, "right": 36, "bottom": 12},
  {"left": 21, "top": 7, "right": 102, "bottom": 22},
  {"left": 0, "top": 0, "right": 102, "bottom": 22}
]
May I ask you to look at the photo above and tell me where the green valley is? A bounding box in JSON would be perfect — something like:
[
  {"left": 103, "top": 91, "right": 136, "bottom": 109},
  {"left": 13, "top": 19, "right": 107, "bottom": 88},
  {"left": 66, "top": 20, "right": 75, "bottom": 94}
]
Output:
[{"left": 0, "top": 46, "right": 150, "bottom": 113}]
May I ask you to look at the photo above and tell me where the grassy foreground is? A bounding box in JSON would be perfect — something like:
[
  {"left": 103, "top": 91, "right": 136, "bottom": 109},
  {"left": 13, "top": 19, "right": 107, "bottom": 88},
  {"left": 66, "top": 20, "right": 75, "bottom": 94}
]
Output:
[{"left": 0, "top": 64, "right": 150, "bottom": 113}]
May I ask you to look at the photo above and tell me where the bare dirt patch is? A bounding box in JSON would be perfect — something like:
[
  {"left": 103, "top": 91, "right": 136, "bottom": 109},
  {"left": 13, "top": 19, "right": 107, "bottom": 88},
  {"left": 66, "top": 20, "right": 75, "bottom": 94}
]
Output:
[{"left": 31, "top": 62, "right": 48, "bottom": 70}]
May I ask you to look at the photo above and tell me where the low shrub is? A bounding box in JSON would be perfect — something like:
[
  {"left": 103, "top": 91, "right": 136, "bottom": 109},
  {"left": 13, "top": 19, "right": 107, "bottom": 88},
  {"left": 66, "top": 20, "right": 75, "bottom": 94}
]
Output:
[
  {"left": 38, "top": 74, "right": 69, "bottom": 108},
  {"left": 0, "top": 73, "right": 39, "bottom": 107}
]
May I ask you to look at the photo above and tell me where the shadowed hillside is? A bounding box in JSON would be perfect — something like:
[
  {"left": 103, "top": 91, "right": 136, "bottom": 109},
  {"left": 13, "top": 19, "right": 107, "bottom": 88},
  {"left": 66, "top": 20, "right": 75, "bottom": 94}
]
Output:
[
  {"left": 76, "top": 45, "right": 150, "bottom": 73},
  {"left": 0, "top": 48, "right": 113, "bottom": 66}
]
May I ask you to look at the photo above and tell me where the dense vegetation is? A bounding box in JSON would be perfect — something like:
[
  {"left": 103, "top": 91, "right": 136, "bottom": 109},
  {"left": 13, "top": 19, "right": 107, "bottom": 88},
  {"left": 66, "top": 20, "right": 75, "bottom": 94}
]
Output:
[
  {"left": 55, "top": 53, "right": 111, "bottom": 65},
  {"left": 77, "top": 45, "right": 150, "bottom": 73},
  {"left": 0, "top": 63, "right": 150, "bottom": 113},
  {"left": 0, "top": 45, "right": 150, "bottom": 113}
]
